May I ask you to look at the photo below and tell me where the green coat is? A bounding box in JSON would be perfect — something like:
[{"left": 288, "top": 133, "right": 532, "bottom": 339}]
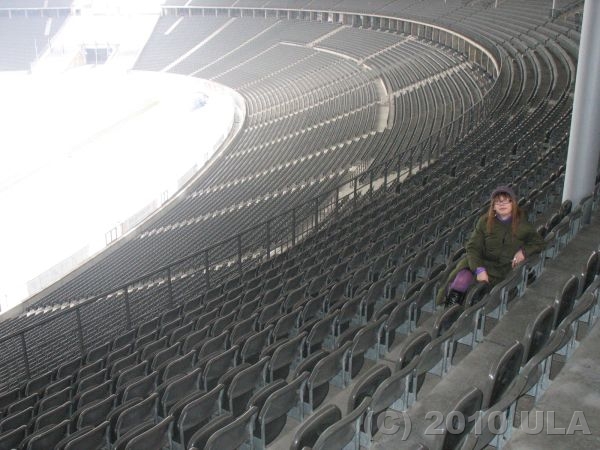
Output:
[{"left": 437, "top": 214, "right": 546, "bottom": 304}]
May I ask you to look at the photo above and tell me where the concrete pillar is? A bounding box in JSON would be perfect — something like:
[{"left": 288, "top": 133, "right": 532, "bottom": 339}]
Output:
[{"left": 563, "top": 0, "right": 600, "bottom": 205}]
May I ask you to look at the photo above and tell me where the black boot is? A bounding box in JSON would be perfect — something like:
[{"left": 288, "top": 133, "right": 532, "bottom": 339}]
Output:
[{"left": 445, "top": 289, "right": 464, "bottom": 308}]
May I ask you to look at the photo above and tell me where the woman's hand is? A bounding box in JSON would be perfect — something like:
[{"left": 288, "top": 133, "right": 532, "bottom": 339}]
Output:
[
  {"left": 512, "top": 249, "right": 525, "bottom": 268},
  {"left": 476, "top": 270, "right": 489, "bottom": 283}
]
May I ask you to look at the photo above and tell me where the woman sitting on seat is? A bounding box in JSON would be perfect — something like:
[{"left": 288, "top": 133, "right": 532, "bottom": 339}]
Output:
[{"left": 438, "top": 185, "right": 546, "bottom": 307}]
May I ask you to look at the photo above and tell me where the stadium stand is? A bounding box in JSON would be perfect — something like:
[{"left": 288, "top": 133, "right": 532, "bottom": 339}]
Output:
[{"left": 1, "top": 0, "right": 598, "bottom": 448}]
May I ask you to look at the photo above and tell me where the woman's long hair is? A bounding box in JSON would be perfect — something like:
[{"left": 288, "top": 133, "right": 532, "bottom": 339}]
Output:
[{"left": 486, "top": 196, "right": 522, "bottom": 236}]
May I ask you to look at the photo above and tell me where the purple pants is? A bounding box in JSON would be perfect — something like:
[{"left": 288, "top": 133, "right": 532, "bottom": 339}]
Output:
[{"left": 449, "top": 269, "right": 475, "bottom": 293}]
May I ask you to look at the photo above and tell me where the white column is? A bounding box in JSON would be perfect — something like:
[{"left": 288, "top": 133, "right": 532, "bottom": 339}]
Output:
[{"left": 563, "top": 0, "right": 600, "bottom": 205}]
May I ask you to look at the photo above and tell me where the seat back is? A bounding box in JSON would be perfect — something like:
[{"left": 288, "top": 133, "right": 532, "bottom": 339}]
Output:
[
  {"left": 240, "top": 326, "right": 273, "bottom": 364},
  {"left": 202, "top": 345, "right": 238, "bottom": 390},
  {"left": 268, "top": 333, "right": 306, "bottom": 381},
  {"left": 0, "top": 406, "right": 33, "bottom": 433},
  {"left": 122, "top": 371, "right": 158, "bottom": 403},
  {"left": 204, "top": 406, "right": 257, "bottom": 450},
  {"left": 75, "top": 393, "right": 116, "bottom": 429},
  {"left": 581, "top": 250, "right": 600, "bottom": 293},
  {"left": 290, "top": 404, "right": 341, "bottom": 450},
  {"left": 347, "top": 364, "right": 391, "bottom": 413},
  {"left": 162, "top": 351, "right": 195, "bottom": 384},
  {"left": 258, "top": 372, "right": 309, "bottom": 445},
  {"left": 312, "top": 397, "right": 370, "bottom": 450},
  {"left": 33, "top": 400, "right": 72, "bottom": 432},
  {"left": 76, "top": 380, "right": 112, "bottom": 410},
  {"left": 0, "top": 425, "right": 26, "bottom": 450},
  {"left": 463, "top": 282, "right": 490, "bottom": 308},
  {"left": 197, "top": 332, "right": 228, "bottom": 362},
  {"left": 124, "top": 416, "right": 173, "bottom": 450},
  {"left": 64, "top": 421, "right": 109, "bottom": 450},
  {"left": 230, "top": 314, "right": 257, "bottom": 346},
  {"left": 433, "top": 304, "right": 463, "bottom": 337},
  {"left": 228, "top": 356, "right": 269, "bottom": 415},
  {"left": 396, "top": 330, "right": 432, "bottom": 370},
  {"left": 161, "top": 368, "right": 201, "bottom": 417},
  {"left": 522, "top": 305, "right": 555, "bottom": 365},
  {"left": 439, "top": 387, "right": 483, "bottom": 450},
  {"left": 353, "top": 315, "right": 386, "bottom": 357},
  {"left": 386, "top": 300, "right": 411, "bottom": 335},
  {"left": 371, "top": 359, "right": 418, "bottom": 414},
  {"left": 482, "top": 341, "right": 524, "bottom": 409},
  {"left": 553, "top": 275, "right": 580, "bottom": 329},
  {"left": 306, "top": 313, "right": 337, "bottom": 352},
  {"left": 26, "top": 419, "right": 70, "bottom": 450},
  {"left": 115, "top": 393, "right": 158, "bottom": 440},
  {"left": 178, "top": 384, "right": 223, "bottom": 449},
  {"left": 309, "top": 341, "right": 351, "bottom": 391}
]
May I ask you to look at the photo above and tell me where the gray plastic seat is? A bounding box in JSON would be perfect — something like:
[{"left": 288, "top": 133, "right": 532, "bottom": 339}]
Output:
[
  {"left": 26, "top": 419, "right": 70, "bottom": 450},
  {"left": 0, "top": 425, "right": 27, "bottom": 450},
  {"left": 271, "top": 307, "right": 302, "bottom": 343},
  {"left": 263, "top": 332, "right": 306, "bottom": 382},
  {"left": 181, "top": 327, "right": 209, "bottom": 354},
  {"left": 0, "top": 406, "right": 33, "bottom": 433},
  {"left": 303, "top": 313, "right": 337, "bottom": 356},
  {"left": 75, "top": 379, "right": 112, "bottom": 410},
  {"left": 24, "top": 371, "right": 53, "bottom": 396},
  {"left": 63, "top": 421, "right": 109, "bottom": 450},
  {"left": 196, "top": 332, "right": 228, "bottom": 363},
  {"left": 7, "top": 392, "right": 38, "bottom": 415},
  {"left": 188, "top": 414, "right": 234, "bottom": 450},
  {"left": 437, "top": 387, "right": 483, "bottom": 450},
  {"left": 57, "top": 357, "right": 83, "bottom": 380},
  {"left": 74, "top": 393, "right": 116, "bottom": 429},
  {"left": 552, "top": 274, "right": 580, "bottom": 329},
  {"left": 159, "top": 368, "right": 201, "bottom": 417},
  {"left": 482, "top": 341, "right": 524, "bottom": 409},
  {"left": 432, "top": 304, "right": 463, "bottom": 338},
  {"left": 122, "top": 371, "right": 158, "bottom": 403},
  {"left": 396, "top": 329, "right": 432, "bottom": 370},
  {"left": 115, "top": 393, "right": 158, "bottom": 440},
  {"left": 202, "top": 345, "right": 238, "bottom": 390},
  {"left": 124, "top": 415, "right": 174, "bottom": 450},
  {"left": 33, "top": 400, "right": 72, "bottom": 432},
  {"left": 346, "top": 364, "right": 391, "bottom": 414},
  {"left": 109, "top": 353, "right": 139, "bottom": 380},
  {"left": 240, "top": 326, "right": 273, "bottom": 365},
  {"left": 580, "top": 250, "right": 600, "bottom": 294},
  {"left": 114, "top": 360, "right": 148, "bottom": 394},
  {"left": 311, "top": 397, "right": 370, "bottom": 450},
  {"left": 227, "top": 356, "right": 269, "bottom": 416},
  {"left": 204, "top": 407, "right": 257, "bottom": 450},
  {"left": 0, "top": 388, "right": 20, "bottom": 413},
  {"left": 522, "top": 305, "right": 555, "bottom": 365},
  {"left": 151, "top": 342, "right": 181, "bottom": 372},
  {"left": 254, "top": 372, "right": 309, "bottom": 448},
  {"left": 365, "top": 359, "right": 419, "bottom": 443},
  {"left": 77, "top": 369, "right": 108, "bottom": 395},
  {"left": 290, "top": 404, "right": 341, "bottom": 450},
  {"left": 162, "top": 350, "right": 195, "bottom": 384},
  {"left": 113, "top": 329, "right": 137, "bottom": 350},
  {"left": 344, "top": 315, "right": 387, "bottom": 385},
  {"left": 304, "top": 341, "right": 351, "bottom": 413},
  {"left": 379, "top": 300, "right": 410, "bottom": 353},
  {"left": 229, "top": 314, "right": 258, "bottom": 346},
  {"left": 175, "top": 384, "right": 223, "bottom": 449}
]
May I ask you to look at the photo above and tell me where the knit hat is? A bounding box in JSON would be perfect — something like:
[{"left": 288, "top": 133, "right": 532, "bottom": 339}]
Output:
[{"left": 491, "top": 185, "right": 516, "bottom": 202}]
